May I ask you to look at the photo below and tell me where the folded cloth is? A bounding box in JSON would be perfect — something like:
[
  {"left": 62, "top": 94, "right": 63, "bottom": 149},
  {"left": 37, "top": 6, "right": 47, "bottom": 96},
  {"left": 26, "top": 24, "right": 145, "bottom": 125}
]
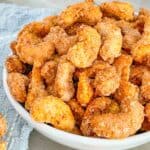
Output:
[{"left": 0, "top": 3, "right": 59, "bottom": 150}]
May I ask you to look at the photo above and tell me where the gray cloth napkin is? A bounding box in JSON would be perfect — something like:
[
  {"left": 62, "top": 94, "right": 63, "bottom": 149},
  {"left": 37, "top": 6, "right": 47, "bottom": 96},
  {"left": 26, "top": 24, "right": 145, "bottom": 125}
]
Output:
[{"left": 0, "top": 3, "right": 59, "bottom": 150}]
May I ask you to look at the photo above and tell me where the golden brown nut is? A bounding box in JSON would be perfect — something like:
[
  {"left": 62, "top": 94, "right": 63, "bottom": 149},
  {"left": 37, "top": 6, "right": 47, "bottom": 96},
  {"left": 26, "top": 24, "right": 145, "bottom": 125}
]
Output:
[
  {"left": 100, "top": 1, "right": 134, "bottom": 21},
  {"left": 114, "top": 54, "right": 133, "bottom": 81},
  {"left": 81, "top": 94, "right": 144, "bottom": 138},
  {"left": 131, "top": 15, "right": 150, "bottom": 67},
  {"left": 54, "top": 56, "right": 75, "bottom": 101},
  {"left": 30, "top": 95, "right": 75, "bottom": 132},
  {"left": 114, "top": 81, "right": 139, "bottom": 102},
  {"left": 117, "top": 20, "right": 141, "bottom": 51},
  {"left": 5, "top": 55, "right": 25, "bottom": 73},
  {"left": 65, "top": 23, "right": 82, "bottom": 35},
  {"left": 140, "top": 70, "right": 150, "bottom": 103},
  {"left": 95, "top": 19, "right": 122, "bottom": 64},
  {"left": 91, "top": 100, "right": 144, "bottom": 138},
  {"left": 16, "top": 21, "right": 55, "bottom": 66},
  {"left": 131, "top": 67, "right": 150, "bottom": 104},
  {"left": 68, "top": 99, "right": 84, "bottom": 126},
  {"left": 85, "top": 60, "right": 110, "bottom": 77},
  {"left": 142, "top": 88, "right": 150, "bottom": 124},
  {"left": 122, "top": 30, "right": 141, "bottom": 51},
  {"left": 18, "top": 16, "right": 55, "bottom": 38},
  {"left": 133, "top": 8, "right": 150, "bottom": 33},
  {"left": 41, "top": 60, "right": 58, "bottom": 95},
  {"left": 67, "top": 25, "right": 101, "bottom": 68},
  {"left": 58, "top": 1, "right": 102, "bottom": 27},
  {"left": 93, "top": 66, "right": 120, "bottom": 96},
  {"left": 81, "top": 97, "right": 112, "bottom": 136},
  {"left": 41, "top": 60, "right": 58, "bottom": 85},
  {"left": 140, "top": 85, "right": 150, "bottom": 103},
  {"left": 105, "top": 101, "right": 120, "bottom": 114},
  {"left": 77, "top": 72, "right": 93, "bottom": 107},
  {"left": 46, "top": 83, "right": 56, "bottom": 96},
  {"left": 26, "top": 66, "right": 48, "bottom": 110},
  {"left": 0, "top": 114, "right": 7, "bottom": 137},
  {"left": 46, "top": 26, "right": 77, "bottom": 55},
  {"left": 130, "top": 65, "right": 147, "bottom": 86},
  {"left": 7, "top": 73, "right": 29, "bottom": 103},
  {"left": 132, "top": 45, "right": 150, "bottom": 67}
]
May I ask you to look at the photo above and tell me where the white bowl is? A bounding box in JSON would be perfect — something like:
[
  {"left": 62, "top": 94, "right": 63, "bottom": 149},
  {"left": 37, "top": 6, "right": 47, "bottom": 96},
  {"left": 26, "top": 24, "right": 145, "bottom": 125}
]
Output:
[{"left": 3, "top": 68, "right": 150, "bottom": 150}]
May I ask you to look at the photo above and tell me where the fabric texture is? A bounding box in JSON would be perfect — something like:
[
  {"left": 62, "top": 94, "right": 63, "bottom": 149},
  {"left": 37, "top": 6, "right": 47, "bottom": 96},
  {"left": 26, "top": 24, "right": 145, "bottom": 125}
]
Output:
[{"left": 0, "top": 4, "right": 59, "bottom": 150}]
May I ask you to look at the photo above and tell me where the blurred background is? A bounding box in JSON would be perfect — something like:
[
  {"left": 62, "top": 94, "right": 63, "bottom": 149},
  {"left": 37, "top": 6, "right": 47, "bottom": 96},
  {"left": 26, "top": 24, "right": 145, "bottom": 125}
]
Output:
[
  {"left": 0, "top": 0, "right": 82, "bottom": 8},
  {"left": 0, "top": 0, "right": 149, "bottom": 9}
]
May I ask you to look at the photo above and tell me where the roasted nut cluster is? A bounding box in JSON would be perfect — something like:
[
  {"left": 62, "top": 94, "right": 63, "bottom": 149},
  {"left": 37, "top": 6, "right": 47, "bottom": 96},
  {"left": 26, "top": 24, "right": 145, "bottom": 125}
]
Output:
[{"left": 5, "top": 0, "right": 150, "bottom": 139}]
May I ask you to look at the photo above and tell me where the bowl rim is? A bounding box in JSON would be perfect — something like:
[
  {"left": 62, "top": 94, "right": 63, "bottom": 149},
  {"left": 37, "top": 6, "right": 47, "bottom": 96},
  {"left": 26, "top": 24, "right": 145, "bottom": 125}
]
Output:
[{"left": 3, "top": 67, "right": 150, "bottom": 147}]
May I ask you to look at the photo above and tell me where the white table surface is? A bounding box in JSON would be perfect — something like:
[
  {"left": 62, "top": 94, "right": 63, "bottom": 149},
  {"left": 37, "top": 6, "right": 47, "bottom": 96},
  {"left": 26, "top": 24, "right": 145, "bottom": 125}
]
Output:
[
  {"left": 0, "top": 0, "right": 150, "bottom": 149},
  {"left": 29, "top": 130, "right": 150, "bottom": 150},
  {"left": 29, "top": 131, "right": 72, "bottom": 150}
]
